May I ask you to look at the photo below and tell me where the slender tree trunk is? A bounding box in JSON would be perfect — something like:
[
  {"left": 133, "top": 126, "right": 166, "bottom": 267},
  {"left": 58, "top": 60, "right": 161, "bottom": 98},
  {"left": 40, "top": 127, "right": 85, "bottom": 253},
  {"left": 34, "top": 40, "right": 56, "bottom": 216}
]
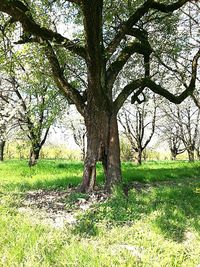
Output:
[
  {"left": 170, "top": 150, "right": 177, "bottom": 161},
  {"left": 136, "top": 148, "right": 142, "bottom": 165},
  {"left": 81, "top": 133, "right": 86, "bottom": 161},
  {"left": 78, "top": 112, "right": 121, "bottom": 192},
  {"left": 187, "top": 149, "right": 195, "bottom": 162},
  {"left": 0, "top": 140, "right": 5, "bottom": 161},
  {"left": 196, "top": 149, "right": 200, "bottom": 160},
  {"left": 29, "top": 144, "right": 41, "bottom": 166}
]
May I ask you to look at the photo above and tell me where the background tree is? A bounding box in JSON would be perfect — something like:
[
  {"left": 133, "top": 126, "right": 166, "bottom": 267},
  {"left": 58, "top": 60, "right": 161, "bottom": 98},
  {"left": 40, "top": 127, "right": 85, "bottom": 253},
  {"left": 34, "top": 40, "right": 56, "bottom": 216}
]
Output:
[
  {"left": 159, "top": 107, "right": 185, "bottom": 160},
  {"left": 162, "top": 100, "right": 200, "bottom": 161},
  {"left": 0, "top": 0, "right": 199, "bottom": 191},
  {"left": 69, "top": 119, "right": 87, "bottom": 161},
  {"left": 118, "top": 95, "right": 157, "bottom": 165},
  {"left": 176, "top": 104, "right": 200, "bottom": 161},
  {"left": 0, "top": 76, "right": 19, "bottom": 161},
  {"left": 0, "top": 31, "right": 65, "bottom": 166}
]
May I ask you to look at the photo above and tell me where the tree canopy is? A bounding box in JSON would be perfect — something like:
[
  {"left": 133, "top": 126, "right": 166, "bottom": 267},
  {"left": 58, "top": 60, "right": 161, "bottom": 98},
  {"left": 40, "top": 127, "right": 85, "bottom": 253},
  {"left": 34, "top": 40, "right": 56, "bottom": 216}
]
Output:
[{"left": 0, "top": 0, "right": 199, "bottom": 191}]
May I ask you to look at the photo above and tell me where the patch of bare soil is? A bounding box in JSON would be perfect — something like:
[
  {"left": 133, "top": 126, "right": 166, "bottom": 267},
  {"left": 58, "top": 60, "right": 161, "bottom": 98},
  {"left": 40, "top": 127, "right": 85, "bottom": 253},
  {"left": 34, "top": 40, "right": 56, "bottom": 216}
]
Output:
[
  {"left": 18, "top": 189, "right": 108, "bottom": 228},
  {"left": 18, "top": 178, "right": 198, "bottom": 228}
]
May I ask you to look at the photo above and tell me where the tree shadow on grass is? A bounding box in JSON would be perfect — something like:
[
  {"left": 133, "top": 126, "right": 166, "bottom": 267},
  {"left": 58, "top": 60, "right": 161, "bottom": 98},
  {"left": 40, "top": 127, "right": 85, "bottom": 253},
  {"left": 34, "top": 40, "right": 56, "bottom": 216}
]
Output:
[
  {"left": 2, "top": 161, "right": 104, "bottom": 193},
  {"left": 122, "top": 162, "right": 200, "bottom": 183},
  {"left": 74, "top": 181, "right": 200, "bottom": 242}
]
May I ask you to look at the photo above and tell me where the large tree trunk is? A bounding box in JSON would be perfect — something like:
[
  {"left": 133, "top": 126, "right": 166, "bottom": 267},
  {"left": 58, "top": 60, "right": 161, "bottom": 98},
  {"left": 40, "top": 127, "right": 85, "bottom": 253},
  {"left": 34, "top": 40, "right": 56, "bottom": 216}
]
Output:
[
  {"left": 29, "top": 144, "right": 41, "bottom": 167},
  {"left": 78, "top": 112, "right": 121, "bottom": 192},
  {"left": 0, "top": 140, "right": 5, "bottom": 161},
  {"left": 104, "top": 115, "right": 122, "bottom": 191}
]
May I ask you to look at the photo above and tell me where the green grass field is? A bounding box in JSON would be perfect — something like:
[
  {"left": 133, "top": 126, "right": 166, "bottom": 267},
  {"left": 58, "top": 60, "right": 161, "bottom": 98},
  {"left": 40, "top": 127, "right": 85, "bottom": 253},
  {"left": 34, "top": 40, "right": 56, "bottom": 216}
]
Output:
[{"left": 1, "top": 160, "right": 200, "bottom": 266}]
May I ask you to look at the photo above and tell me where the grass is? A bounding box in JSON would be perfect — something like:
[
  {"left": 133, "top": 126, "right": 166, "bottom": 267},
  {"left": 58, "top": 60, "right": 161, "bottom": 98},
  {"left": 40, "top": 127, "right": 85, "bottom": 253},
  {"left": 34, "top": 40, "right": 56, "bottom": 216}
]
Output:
[{"left": 0, "top": 159, "right": 200, "bottom": 266}]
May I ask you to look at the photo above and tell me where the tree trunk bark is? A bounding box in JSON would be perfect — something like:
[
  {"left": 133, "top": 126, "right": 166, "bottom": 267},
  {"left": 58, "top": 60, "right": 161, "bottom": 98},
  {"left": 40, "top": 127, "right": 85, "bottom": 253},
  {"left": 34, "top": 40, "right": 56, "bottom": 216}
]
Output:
[
  {"left": 170, "top": 150, "right": 177, "bottom": 161},
  {"left": 196, "top": 149, "right": 200, "bottom": 160},
  {"left": 104, "top": 115, "right": 122, "bottom": 191},
  {"left": 28, "top": 145, "right": 41, "bottom": 167},
  {"left": 0, "top": 140, "right": 5, "bottom": 161},
  {"left": 187, "top": 149, "right": 195, "bottom": 162},
  {"left": 135, "top": 149, "right": 142, "bottom": 165},
  {"left": 78, "top": 112, "right": 121, "bottom": 192}
]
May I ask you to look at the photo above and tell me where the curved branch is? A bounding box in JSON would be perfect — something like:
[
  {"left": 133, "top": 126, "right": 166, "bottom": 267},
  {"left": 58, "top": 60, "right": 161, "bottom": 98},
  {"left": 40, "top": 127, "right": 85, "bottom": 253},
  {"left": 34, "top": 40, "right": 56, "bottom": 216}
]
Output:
[
  {"left": 146, "top": 48, "right": 200, "bottom": 102},
  {"left": 44, "top": 41, "right": 86, "bottom": 116},
  {"left": 114, "top": 48, "right": 200, "bottom": 112},
  {"left": 106, "top": 0, "right": 189, "bottom": 58},
  {"left": 114, "top": 79, "right": 144, "bottom": 114},
  {"left": 107, "top": 41, "right": 145, "bottom": 89},
  {"left": 0, "top": 0, "right": 86, "bottom": 59}
]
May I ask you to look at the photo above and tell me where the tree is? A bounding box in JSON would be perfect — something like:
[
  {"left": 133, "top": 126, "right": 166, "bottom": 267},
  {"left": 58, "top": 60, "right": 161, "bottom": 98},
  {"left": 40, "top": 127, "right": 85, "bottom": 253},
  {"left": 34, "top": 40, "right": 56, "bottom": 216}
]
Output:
[
  {"left": 0, "top": 24, "right": 66, "bottom": 166},
  {"left": 0, "top": 77, "right": 18, "bottom": 161},
  {"left": 162, "top": 100, "right": 200, "bottom": 161},
  {"left": 159, "top": 107, "right": 185, "bottom": 160},
  {"left": 0, "top": 74, "right": 64, "bottom": 166},
  {"left": 118, "top": 96, "right": 157, "bottom": 164},
  {"left": 70, "top": 119, "right": 87, "bottom": 161},
  {"left": 0, "top": 0, "right": 199, "bottom": 191},
  {"left": 176, "top": 104, "right": 200, "bottom": 161}
]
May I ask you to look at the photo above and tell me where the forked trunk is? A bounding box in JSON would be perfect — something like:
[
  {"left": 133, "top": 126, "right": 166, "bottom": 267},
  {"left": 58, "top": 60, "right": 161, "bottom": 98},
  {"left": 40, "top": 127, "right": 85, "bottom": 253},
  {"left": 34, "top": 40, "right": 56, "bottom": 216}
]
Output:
[
  {"left": 78, "top": 112, "right": 121, "bottom": 192},
  {"left": 0, "top": 140, "right": 5, "bottom": 161},
  {"left": 29, "top": 145, "right": 41, "bottom": 167}
]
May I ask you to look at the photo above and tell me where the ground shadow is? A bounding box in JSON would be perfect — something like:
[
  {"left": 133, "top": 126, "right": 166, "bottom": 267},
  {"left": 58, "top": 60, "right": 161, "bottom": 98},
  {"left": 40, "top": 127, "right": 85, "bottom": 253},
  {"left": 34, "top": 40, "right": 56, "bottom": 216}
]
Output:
[{"left": 74, "top": 179, "right": 200, "bottom": 242}]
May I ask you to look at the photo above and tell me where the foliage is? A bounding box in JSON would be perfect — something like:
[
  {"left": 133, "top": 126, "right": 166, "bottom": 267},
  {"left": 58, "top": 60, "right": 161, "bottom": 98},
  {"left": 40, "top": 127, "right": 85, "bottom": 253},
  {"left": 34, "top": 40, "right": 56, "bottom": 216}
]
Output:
[{"left": 0, "top": 0, "right": 199, "bottom": 190}]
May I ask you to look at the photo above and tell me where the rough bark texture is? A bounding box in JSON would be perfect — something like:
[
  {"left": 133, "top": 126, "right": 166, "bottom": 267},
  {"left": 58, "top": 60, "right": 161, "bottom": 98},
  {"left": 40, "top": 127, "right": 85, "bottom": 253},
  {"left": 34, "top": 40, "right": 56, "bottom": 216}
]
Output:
[
  {"left": 135, "top": 149, "right": 142, "bottom": 165},
  {"left": 170, "top": 151, "right": 177, "bottom": 161},
  {"left": 29, "top": 145, "right": 41, "bottom": 167},
  {"left": 0, "top": 140, "right": 5, "bottom": 161},
  {"left": 196, "top": 149, "right": 200, "bottom": 160},
  {"left": 187, "top": 148, "right": 195, "bottom": 162},
  {"left": 78, "top": 111, "right": 121, "bottom": 192}
]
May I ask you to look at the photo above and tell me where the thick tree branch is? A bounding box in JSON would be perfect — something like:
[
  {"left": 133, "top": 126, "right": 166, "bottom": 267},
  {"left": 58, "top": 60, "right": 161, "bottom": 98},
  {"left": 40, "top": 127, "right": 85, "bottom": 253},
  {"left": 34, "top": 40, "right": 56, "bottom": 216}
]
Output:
[
  {"left": 147, "top": 48, "right": 200, "bottom": 102},
  {"left": 44, "top": 42, "right": 86, "bottom": 116},
  {"left": 107, "top": 27, "right": 152, "bottom": 93},
  {"left": 106, "top": 0, "right": 189, "bottom": 58},
  {"left": 40, "top": 126, "right": 50, "bottom": 147},
  {"left": 0, "top": 0, "right": 86, "bottom": 59},
  {"left": 107, "top": 41, "right": 146, "bottom": 89},
  {"left": 51, "top": 0, "right": 81, "bottom": 4},
  {"left": 114, "top": 79, "right": 144, "bottom": 114},
  {"left": 114, "top": 48, "right": 200, "bottom": 112}
]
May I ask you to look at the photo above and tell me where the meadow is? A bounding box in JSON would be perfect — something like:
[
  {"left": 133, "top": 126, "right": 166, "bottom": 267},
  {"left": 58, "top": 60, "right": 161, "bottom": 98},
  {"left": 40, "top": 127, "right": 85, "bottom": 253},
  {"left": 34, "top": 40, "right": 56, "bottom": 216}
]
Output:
[{"left": 0, "top": 160, "right": 200, "bottom": 266}]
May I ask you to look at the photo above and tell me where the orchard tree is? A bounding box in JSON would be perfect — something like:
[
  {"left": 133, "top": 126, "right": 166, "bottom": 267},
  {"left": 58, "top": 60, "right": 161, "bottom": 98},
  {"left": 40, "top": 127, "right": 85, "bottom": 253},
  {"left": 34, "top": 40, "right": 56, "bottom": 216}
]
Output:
[
  {"left": 118, "top": 96, "right": 157, "bottom": 165},
  {"left": 0, "top": 74, "right": 64, "bottom": 166},
  {"left": 176, "top": 104, "right": 200, "bottom": 161},
  {"left": 0, "top": 75, "right": 19, "bottom": 161},
  {"left": 162, "top": 99, "right": 200, "bottom": 161},
  {"left": 159, "top": 118, "right": 185, "bottom": 160},
  {"left": 0, "top": 0, "right": 199, "bottom": 191},
  {"left": 0, "top": 31, "right": 65, "bottom": 166},
  {"left": 0, "top": 93, "right": 16, "bottom": 161},
  {"left": 70, "top": 119, "right": 87, "bottom": 161}
]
